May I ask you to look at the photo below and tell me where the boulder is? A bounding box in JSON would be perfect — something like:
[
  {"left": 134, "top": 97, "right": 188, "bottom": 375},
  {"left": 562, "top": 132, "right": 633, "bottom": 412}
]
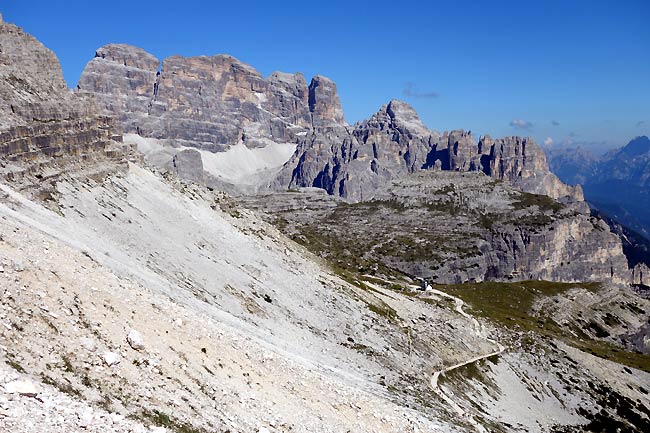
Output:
[
  {"left": 80, "top": 337, "right": 97, "bottom": 352},
  {"left": 4, "top": 380, "right": 39, "bottom": 396},
  {"left": 102, "top": 351, "right": 121, "bottom": 366},
  {"left": 126, "top": 329, "right": 145, "bottom": 351},
  {"left": 173, "top": 149, "right": 204, "bottom": 184}
]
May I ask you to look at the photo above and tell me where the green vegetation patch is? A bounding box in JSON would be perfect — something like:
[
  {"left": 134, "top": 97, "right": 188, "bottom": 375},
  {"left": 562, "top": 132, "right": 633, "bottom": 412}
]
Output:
[
  {"left": 132, "top": 410, "right": 208, "bottom": 433},
  {"left": 512, "top": 191, "right": 565, "bottom": 213},
  {"left": 433, "top": 280, "right": 650, "bottom": 372}
]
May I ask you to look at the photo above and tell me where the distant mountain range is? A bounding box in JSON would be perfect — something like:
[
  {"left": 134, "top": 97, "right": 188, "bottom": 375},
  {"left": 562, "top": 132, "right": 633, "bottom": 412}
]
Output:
[{"left": 547, "top": 135, "right": 650, "bottom": 241}]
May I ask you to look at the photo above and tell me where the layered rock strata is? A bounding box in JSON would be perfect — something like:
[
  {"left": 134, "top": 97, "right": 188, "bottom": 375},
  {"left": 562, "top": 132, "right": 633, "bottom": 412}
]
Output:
[
  {"left": 76, "top": 45, "right": 343, "bottom": 152},
  {"left": 0, "top": 18, "right": 124, "bottom": 195},
  {"left": 247, "top": 171, "right": 628, "bottom": 284}
]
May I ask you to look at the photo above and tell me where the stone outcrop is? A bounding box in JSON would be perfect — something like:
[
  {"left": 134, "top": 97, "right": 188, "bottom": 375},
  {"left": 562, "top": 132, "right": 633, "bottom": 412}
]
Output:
[
  {"left": 633, "top": 263, "right": 649, "bottom": 286},
  {"left": 172, "top": 148, "right": 204, "bottom": 184},
  {"left": 0, "top": 18, "right": 123, "bottom": 194},
  {"left": 273, "top": 100, "right": 438, "bottom": 201},
  {"left": 308, "top": 75, "right": 344, "bottom": 125},
  {"left": 483, "top": 135, "right": 583, "bottom": 201},
  {"left": 76, "top": 44, "right": 159, "bottom": 135}
]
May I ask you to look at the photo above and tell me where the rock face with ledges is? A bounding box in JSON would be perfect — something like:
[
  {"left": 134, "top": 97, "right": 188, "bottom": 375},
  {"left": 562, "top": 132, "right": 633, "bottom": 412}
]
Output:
[
  {"left": 76, "top": 44, "right": 159, "bottom": 135},
  {"left": 308, "top": 75, "right": 344, "bottom": 125},
  {"left": 0, "top": 18, "right": 123, "bottom": 195},
  {"left": 78, "top": 47, "right": 339, "bottom": 152},
  {"left": 150, "top": 54, "right": 272, "bottom": 150},
  {"left": 78, "top": 44, "right": 584, "bottom": 203},
  {"left": 484, "top": 135, "right": 583, "bottom": 201},
  {"left": 251, "top": 170, "right": 630, "bottom": 284}
]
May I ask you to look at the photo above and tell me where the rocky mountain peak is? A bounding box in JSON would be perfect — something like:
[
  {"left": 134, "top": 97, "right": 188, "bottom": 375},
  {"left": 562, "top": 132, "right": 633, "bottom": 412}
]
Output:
[
  {"left": 619, "top": 135, "right": 650, "bottom": 158},
  {"left": 268, "top": 70, "right": 308, "bottom": 88},
  {"left": 308, "top": 75, "right": 344, "bottom": 125},
  {"left": 445, "top": 129, "right": 478, "bottom": 171},
  {"left": 0, "top": 19, "right": 66, "bottom": 95},
  {"left": 384, "top": 99, "right": 433, "bottom": 137},
  {"left": 75, "top": 39, "right": 581, "bottom": 202},
  {"left": 76, "top": 44, "right": 159, "bottom": 135},
  {"left": 93, "top": 43, "right": 160, "bottom": 71},
  {"left": 162, "top": 53, "right": 263, "bottom": 79}
]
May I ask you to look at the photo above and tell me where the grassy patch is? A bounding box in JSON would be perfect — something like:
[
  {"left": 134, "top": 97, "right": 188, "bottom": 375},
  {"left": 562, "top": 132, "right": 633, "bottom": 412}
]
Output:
[
  {"left": 6, "top": 358, "right": 26, "bottom": 373},
  {"left": 62, "top": 354, "right": 75, "bottom": 373},
  {"left": 40, "top": 374, "right": 82, "bottom": 398},
  {"left": 132, "top": 409, "right": 208, "bottom": 433},
  {"left": 512, "top": 192, "right": 564, "bottom": 213},
  {"left": 431, "top": 281, "right": 650, "bottom": 372}
]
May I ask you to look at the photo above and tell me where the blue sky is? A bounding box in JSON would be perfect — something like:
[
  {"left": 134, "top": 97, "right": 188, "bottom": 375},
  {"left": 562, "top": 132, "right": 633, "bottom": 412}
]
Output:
[{"left": 4, "top": 0, "right": 649, "bottom": 152}]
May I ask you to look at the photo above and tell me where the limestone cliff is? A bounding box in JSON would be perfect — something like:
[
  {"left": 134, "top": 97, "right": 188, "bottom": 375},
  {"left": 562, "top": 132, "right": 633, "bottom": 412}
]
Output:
[
  {"left": 75, "top": 44, "right": 159, "bottom": 135},
  {"left": 273, "top": 100, "right": 438, "bottom": 201},
  {"left": 76, "top": 45, "right": 343, "bottom": 152},
  {"left": 0, "top": 18, "right": 124, "bottom": 196},
  {"left": 78, "top": 45, "right": 581, "bottom": 203},
  {"left": 280, "top": 100, "right": 581, "bottom": 202},
  {"left": 74, "top": 41, "right": 628, "bottom": 284}
]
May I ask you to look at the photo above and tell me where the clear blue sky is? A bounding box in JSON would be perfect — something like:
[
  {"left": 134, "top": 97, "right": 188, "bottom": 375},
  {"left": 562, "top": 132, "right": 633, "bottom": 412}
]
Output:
[{"left": 4, "top": 0, "right": 649, "bottom": 152}]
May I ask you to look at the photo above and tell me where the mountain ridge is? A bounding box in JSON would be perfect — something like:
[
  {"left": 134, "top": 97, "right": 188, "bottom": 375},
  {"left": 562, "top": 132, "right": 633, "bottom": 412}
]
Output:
[
  {"left": 548, "top": 135, "right": 650, "bottom": 241},
  {"left": 77, "top": 43, "right": 582, "bottom": 203}
]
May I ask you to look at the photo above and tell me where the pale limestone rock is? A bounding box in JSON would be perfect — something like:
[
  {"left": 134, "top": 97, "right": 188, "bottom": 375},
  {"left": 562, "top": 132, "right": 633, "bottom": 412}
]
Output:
[
  {"left": 173, "top": 149, "right": 204, "bottom": 184},
  {"left": 127, "top": 329, "right": 145, "bottom": 351},
  {"left": 102, "top": 351, "right": 121, "bottom": 366},
  {"left": 632, "top": 263, "right": 649, "bottom": 285},
  {"left": 80, "top": 337, "right": 97, "bottom": 352},
  {"left": 0, "top": 18, "right": 122, "bottom": 195},
  {"left": 4, "top": 380, "right": 38, "bottom": 396}
]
